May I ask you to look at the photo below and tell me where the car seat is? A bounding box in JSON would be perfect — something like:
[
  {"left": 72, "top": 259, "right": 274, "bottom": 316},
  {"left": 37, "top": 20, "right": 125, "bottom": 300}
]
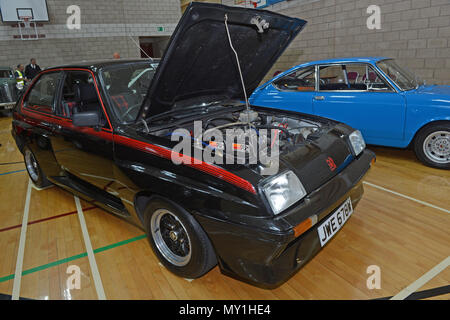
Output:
[
  {"left": 347, "top": 72, "right": 359, "bottom": 83},
  {"left": 74, "top": 83, "right": 100, "bottom": 113}
]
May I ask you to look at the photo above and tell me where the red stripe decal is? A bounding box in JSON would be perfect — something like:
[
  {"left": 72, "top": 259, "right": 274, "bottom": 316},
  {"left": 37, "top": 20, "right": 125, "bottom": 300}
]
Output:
[
  {"left": 18, "top": 69, "right": 256, "bottom": 195},
  {"left": 114, "top": 135, "right": 256, "bottom": 194}
]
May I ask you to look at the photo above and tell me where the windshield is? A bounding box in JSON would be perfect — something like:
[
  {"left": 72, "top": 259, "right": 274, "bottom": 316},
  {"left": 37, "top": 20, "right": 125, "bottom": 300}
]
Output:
[
  {"left": 376, "top": 59, "right": 420, "bottom": 91},
  {"left": 100, "top": 61, "right": 157, "bottom": 123}
]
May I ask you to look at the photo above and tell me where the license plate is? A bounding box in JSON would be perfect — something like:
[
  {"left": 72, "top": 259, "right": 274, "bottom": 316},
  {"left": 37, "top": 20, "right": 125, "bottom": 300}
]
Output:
[
  {"left": 317, "top": 197, "right": 353, "bottom": 247},
  {"left": 1, "top": 104, "right": 14, "bottom": 110}
]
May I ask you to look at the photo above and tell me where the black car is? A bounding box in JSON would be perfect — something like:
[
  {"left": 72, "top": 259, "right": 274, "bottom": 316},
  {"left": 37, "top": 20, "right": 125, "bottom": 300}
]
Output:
[
  {"left": 12, "top": 3, "right": 375, "bottom": 288},
  {"left": 0, "top": 66, "right": 18, "bottom": 112}
]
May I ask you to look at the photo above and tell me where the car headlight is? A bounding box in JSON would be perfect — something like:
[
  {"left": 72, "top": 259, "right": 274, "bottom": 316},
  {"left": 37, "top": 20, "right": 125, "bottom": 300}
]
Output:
[
  {"left": 262, "top": 170, "right": 306, "bottom": 215},
  {"left": 349, "top": 130, "right": 366, "bottom": 156}
]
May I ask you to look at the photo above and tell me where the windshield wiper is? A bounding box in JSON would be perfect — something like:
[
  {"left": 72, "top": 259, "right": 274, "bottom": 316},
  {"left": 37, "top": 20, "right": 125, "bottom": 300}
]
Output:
[
  {"left": 144, "top": 103, "right": 219, "bottom": 124},
  {"left": 140, "top": 104, "right": 244, "bottom": 134}
]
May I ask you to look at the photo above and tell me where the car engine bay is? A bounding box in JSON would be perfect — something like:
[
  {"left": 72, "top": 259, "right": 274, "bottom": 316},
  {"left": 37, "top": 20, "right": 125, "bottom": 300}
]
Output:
[{"left": 145, "top": 103, "right": 326, "bottom": 163}]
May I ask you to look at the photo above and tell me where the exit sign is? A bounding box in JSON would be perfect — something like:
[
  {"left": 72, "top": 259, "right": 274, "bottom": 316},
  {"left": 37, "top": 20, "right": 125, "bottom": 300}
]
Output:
[{"left": 157, "top": 27, "right": 165, "bottom": 32}]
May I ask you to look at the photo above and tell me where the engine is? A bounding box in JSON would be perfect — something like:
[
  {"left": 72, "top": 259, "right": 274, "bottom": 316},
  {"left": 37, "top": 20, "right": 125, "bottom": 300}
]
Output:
[{"left": 154, "top": 106, "right": 323, "bottom": 164}]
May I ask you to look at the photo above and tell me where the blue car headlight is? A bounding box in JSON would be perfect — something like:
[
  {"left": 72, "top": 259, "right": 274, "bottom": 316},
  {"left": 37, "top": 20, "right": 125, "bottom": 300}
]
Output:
[
  {"left": 349, "top": 130, "right": 366, "bottom": 156},
  {"left": 262, "top": 171, "right": 307, "bottom": 215}
]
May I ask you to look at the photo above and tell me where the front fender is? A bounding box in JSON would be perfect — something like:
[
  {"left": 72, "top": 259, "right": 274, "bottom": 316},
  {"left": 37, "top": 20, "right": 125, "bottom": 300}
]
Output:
[
  {"left": 404, "top": 94, "right": 450, "bottom": 146},
  {"left": 112, "top": 142, "right": 264, "bottom": 230}
]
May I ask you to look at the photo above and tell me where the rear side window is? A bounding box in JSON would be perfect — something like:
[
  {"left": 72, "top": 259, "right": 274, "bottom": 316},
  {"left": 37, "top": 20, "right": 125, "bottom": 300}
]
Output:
[{"left": 24, "top": 72, "right": 62, "bottom": 114}]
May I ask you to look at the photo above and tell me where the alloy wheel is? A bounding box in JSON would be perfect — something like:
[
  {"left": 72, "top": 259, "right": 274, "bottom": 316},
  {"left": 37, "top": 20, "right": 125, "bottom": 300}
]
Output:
[
  {"left": 150, "top": 209, "right": 192, "bottom": 266},
  {"left": 423, "top": 131, "right": 450, "bottom": 164}
]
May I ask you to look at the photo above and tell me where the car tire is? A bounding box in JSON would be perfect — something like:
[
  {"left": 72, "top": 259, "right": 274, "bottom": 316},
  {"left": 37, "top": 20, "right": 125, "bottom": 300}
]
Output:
[
  {"left": 414, "top": 122, "right": 450, "bottom": 169},
  {"left": 23, "top": 146, "right": 52, "bottom": 188},
  {"left": 143, "top": 198, "right": 217, "bottom": 279}
]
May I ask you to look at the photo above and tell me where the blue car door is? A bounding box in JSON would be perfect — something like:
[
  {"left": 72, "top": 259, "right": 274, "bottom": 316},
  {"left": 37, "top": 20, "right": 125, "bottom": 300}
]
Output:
[
  {"left": 251, "top": 66, "right": 316, "bottom": 114},
  {"left": 312, "top": 63, "right": 406, "bottom": 146}
]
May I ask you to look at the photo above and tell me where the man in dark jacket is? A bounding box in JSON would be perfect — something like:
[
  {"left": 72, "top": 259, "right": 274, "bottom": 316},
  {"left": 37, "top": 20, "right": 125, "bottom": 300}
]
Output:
[{"left": 25, "top": 58, "right": 41, "bottom": 80}]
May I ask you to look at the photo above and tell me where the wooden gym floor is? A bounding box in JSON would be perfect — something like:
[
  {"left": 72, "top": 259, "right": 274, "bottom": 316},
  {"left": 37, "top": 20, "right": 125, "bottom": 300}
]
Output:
[{"left": 0, "top": 116, "right": 448, "bottom": 300}]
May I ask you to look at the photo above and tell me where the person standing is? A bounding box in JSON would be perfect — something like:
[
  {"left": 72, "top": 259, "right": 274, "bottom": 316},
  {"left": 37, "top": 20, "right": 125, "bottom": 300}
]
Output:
[
  {"left": 15, "top": 64, "right": 27, "bottom": 92},
  {"left": 25, "top": 58, "right": 41, "bottom": 80}
]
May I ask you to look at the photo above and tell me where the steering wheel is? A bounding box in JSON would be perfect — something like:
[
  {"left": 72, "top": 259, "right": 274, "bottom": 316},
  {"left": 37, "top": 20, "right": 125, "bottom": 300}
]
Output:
[{"left": 121, "top": 103, "right": 141, "bottom": 121}]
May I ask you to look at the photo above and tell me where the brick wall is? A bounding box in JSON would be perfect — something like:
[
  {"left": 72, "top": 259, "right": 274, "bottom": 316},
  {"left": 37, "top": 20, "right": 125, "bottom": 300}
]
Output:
[
  {"left": 263, "top": 0, "right": 450, "bottom": 85},
  {"left": 181, "top": 0, "right": 221, "bottom": 12},
  {"left": 2, "top": 0, "right": 449, "bottom": 85},
  {"left": 0, "top": 0, "right": 181, "bottom": 69}
]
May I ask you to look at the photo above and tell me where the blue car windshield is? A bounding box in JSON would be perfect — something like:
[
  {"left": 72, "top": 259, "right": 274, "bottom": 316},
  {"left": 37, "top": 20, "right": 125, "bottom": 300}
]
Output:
[{"left": 376, "top": 59, "right": 420, "bottom": 91}]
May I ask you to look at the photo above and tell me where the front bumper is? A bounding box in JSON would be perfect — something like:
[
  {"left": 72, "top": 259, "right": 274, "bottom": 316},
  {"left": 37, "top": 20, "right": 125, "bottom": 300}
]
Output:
[
  {"left": 0, "top": 101, "right": 15, "bottom": 109},
  {"left": 198, "top": 149, "right": 375, "bottom": 289}
]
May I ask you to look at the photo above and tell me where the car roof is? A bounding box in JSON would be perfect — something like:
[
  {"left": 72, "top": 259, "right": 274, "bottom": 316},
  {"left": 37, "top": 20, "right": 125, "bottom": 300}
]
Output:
[
  {"left": 255, "top": 57, "right": 393, "bottom": 90},
  {"left": 289, "top": 57, "right": 390, "bottom": 69},
  {"left": 44, "top": 58, "right": 159, "bottom": 71}
]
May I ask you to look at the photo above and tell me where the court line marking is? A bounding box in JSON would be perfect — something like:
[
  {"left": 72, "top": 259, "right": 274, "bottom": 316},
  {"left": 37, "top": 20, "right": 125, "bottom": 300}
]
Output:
[
  {"left": 74, "top": 196, "right": 106, "bottom": 300},
  {"left": 2, "top": 178, "right": 446, "bottom": 296},
  {"left": 0, "top": 207, "right": 96, "bottom": 233},
  {"left": 375, "top": 284, "right": 450, "bottom": 300},
  {"left": 364, "top": 182, "right": 450, "bottom": 299},
  {"left": 0, "top": 234, "right": 147, "bottom": 283},
  {"left": 11, "top": 179, "right": 32, "bottom": 300},
  {"left": 363, "top": 181, "right": 450, "bottom": 214},
  {"left": 390, "top": 256, "right": 450, "bottom": 300},
  {"left": 0, "top": 169, "right": 26, "bottom": 176}
]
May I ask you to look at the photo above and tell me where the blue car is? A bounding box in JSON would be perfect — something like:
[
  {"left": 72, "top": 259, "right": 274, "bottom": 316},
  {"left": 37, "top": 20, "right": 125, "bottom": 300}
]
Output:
[{"left": 250, "top": 57, "right": 450, "bottom": 169}]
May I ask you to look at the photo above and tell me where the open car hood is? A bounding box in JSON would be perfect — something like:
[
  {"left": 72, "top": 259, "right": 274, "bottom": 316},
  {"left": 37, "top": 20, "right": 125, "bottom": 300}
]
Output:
[{"left": 137, "top": 2, "right": 306, "bottom": 121}]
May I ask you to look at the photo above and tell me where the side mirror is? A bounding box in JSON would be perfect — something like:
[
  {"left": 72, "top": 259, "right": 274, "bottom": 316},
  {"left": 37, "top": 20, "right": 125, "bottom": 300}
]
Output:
[{"left": 73, "top": 111, "right": 100, "bottom": 128}]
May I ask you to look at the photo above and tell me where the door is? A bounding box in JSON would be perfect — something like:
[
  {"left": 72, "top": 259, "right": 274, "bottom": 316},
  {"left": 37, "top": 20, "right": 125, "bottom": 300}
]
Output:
[
  {"left": 50, "top": 69, "right": 115, "bottom": 190},
  {"left": 313, "top": 63, "right": 406, "bottom": 145},
  {"left": 140, "top": 42, "right": 154, "bottom": 58},
  {"left": 251, "top": 66, "right": 316, "bottom": 114},
  {"left": 20, "top": 71, "right": 64, "bottom": 178}
]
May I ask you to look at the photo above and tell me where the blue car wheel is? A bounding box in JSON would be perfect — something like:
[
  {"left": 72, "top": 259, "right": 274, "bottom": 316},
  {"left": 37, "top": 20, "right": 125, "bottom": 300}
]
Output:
[{"left": 414, "top": 122, "right": 450, "bottom": 169}]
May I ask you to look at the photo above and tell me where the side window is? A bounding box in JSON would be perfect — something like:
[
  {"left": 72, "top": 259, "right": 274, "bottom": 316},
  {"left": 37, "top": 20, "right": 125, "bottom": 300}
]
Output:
[
  {"left": 59, "top": 71, "right": 107, "bottom": 126},
  {"left": 273, "top": 66, "right": 316, "bottom": 92},
  {"left": 24, "top": 72, "right": 61, "bottom": 113},
  {"left": 319, "top": 64, "right": 392, "bottom": 92},
  {"left": 318, "top": 65, "right": 348, "bottom": 91}
]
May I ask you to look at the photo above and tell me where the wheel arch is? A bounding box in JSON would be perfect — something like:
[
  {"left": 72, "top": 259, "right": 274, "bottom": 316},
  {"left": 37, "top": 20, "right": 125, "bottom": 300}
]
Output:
[
  {"left": 409, "top": 119, "right": 450, "bottom": 147},
  {"left": 134, "top": 191, "right": 156, "bottom": 223},
  {"left": 134, "top": 191, "right": 220, "bottom": 261},
  {"left": 133, "top": 191, "right": 203, "bottom": 228}
]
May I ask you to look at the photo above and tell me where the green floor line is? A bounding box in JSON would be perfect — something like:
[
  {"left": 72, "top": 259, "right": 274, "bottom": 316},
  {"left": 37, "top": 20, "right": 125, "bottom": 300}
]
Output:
[
  {"left": 0, "top": 234, "right": 146, "bottom": 283},
  {"left": 93, "top": 234, "right": 147, "bottom": 254}
]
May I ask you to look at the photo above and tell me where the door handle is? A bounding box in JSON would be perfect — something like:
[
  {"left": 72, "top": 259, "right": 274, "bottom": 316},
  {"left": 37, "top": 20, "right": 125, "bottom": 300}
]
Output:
[
  {"left": 314, "top": 96, "right": 325, "bottom": 101},
  {"left": 40, "top": 121, "right": 54, "bottom": 129},
  {"left": 41, "top": 122, "right": 62, "bottom": 133}
]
